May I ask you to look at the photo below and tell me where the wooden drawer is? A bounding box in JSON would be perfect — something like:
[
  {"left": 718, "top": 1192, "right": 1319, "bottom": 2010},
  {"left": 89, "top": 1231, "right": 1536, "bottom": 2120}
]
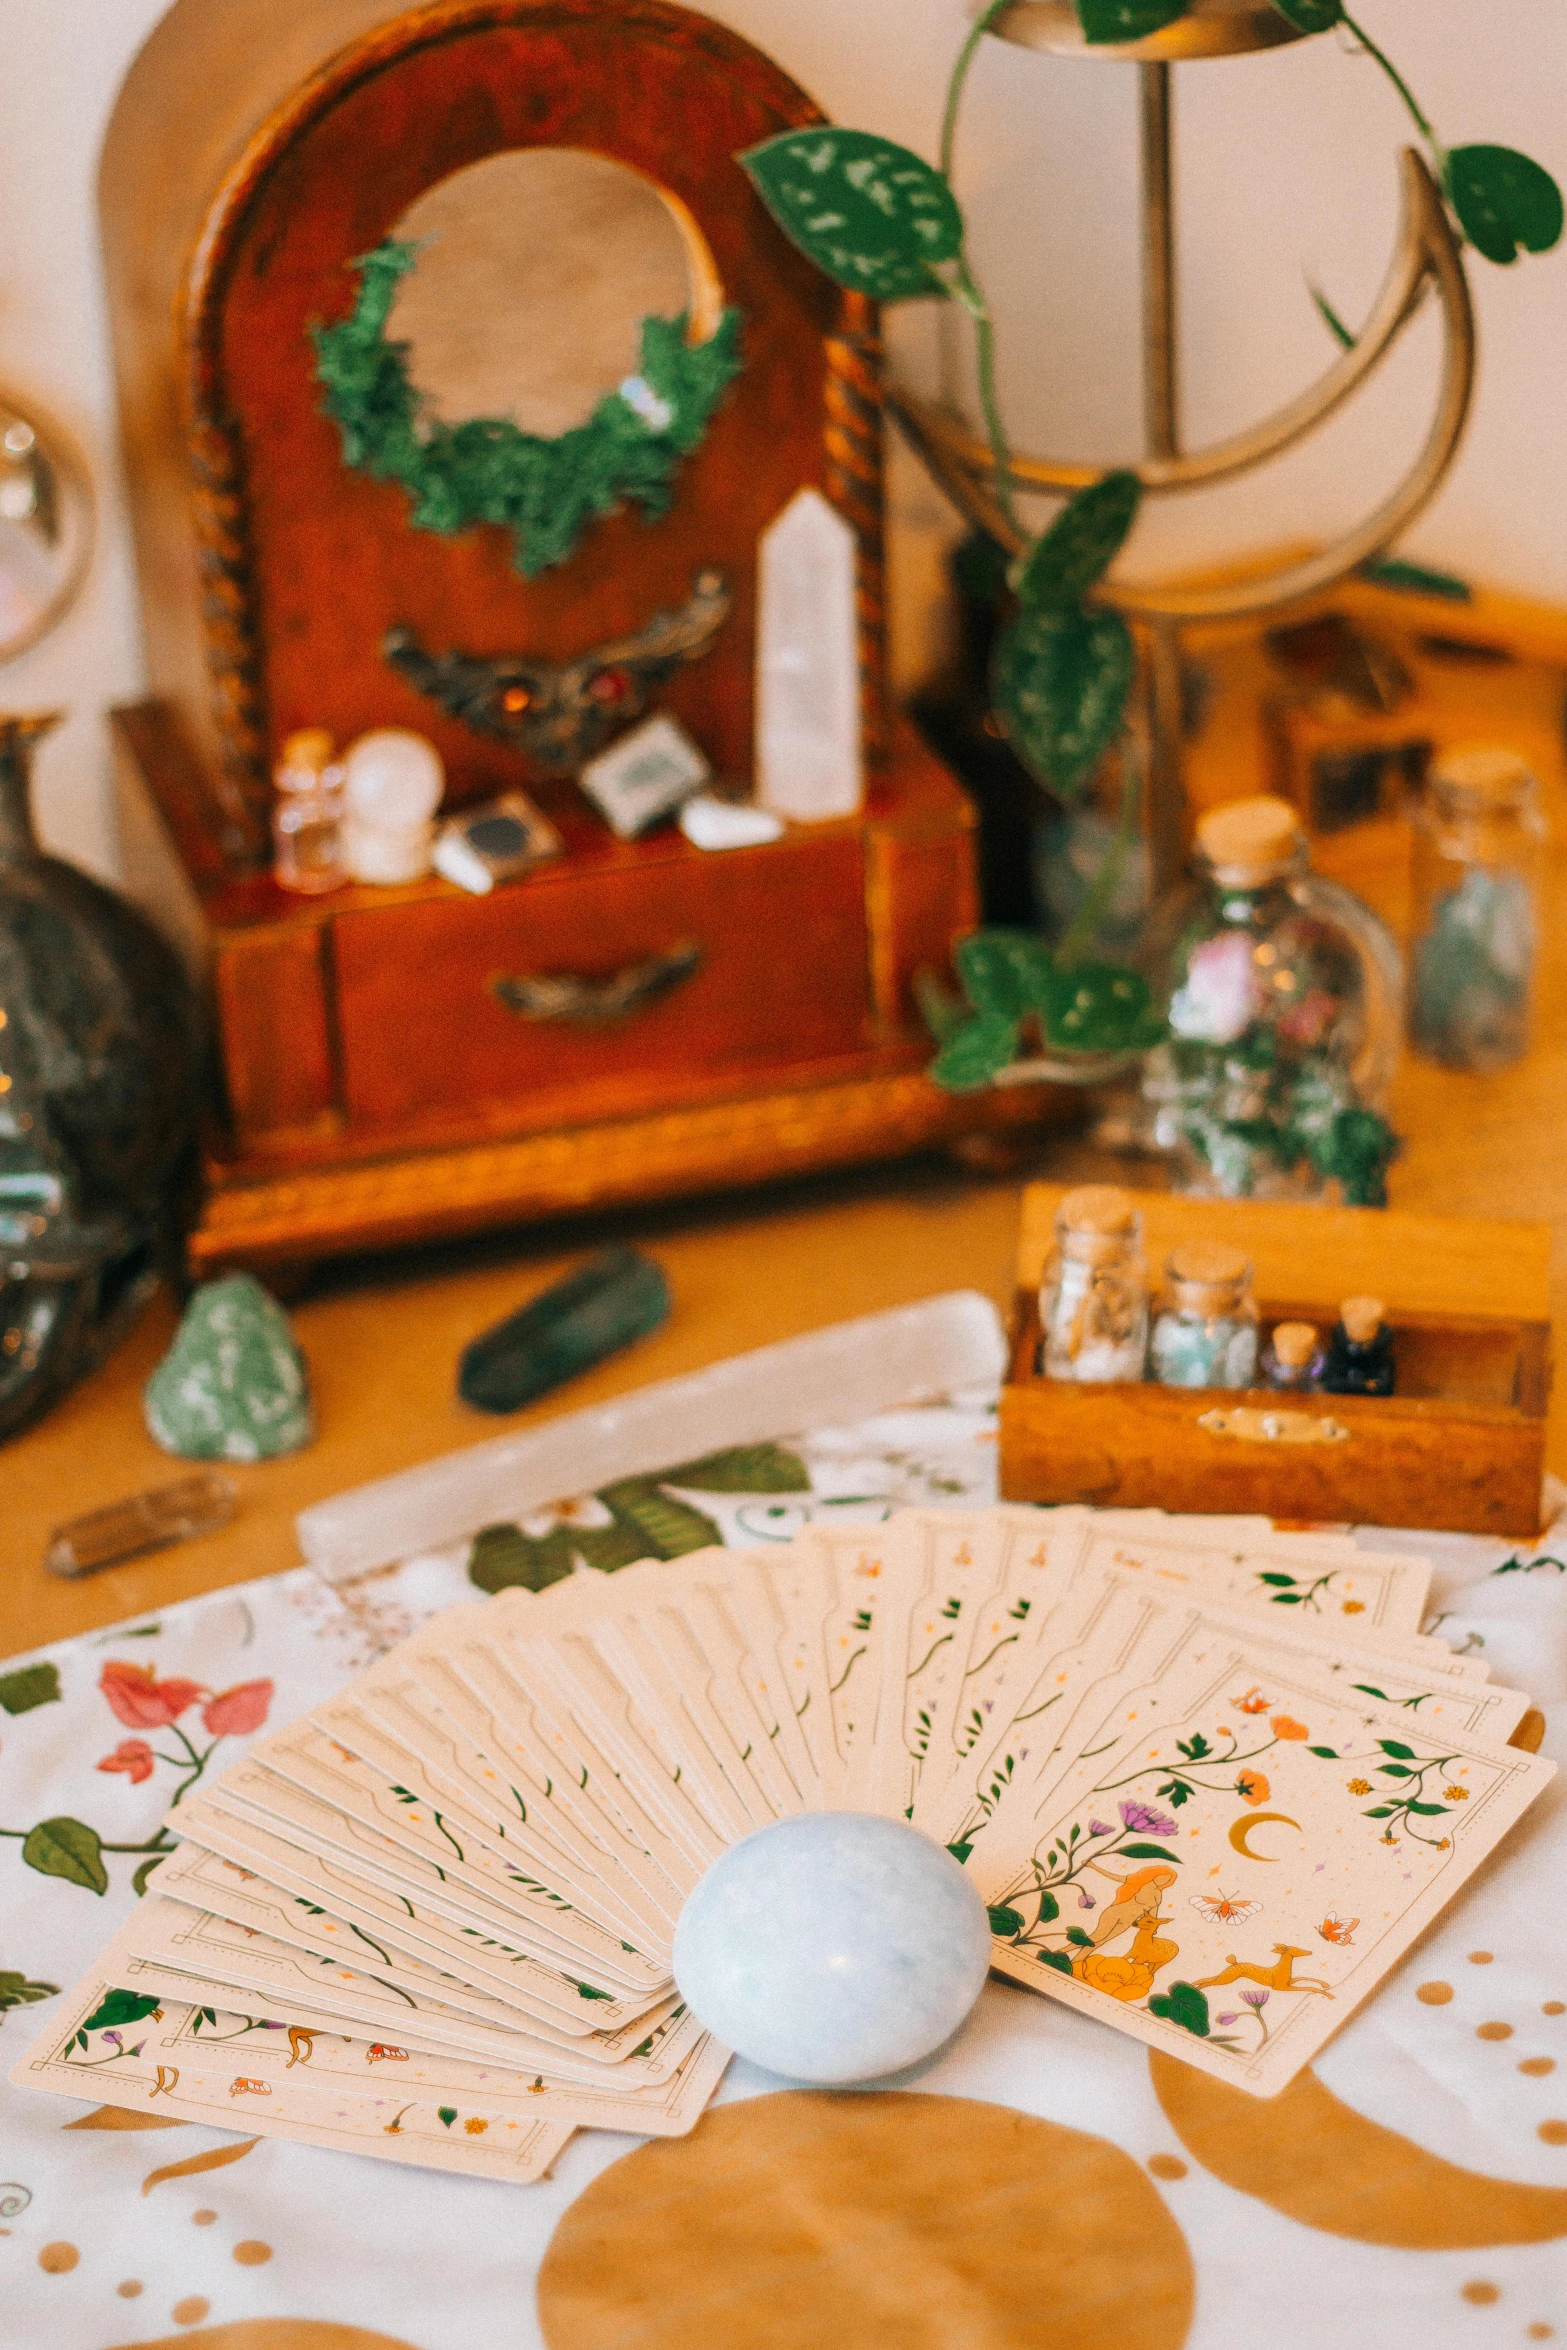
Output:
[{"left": 330, "top": 830, "right": 874, "bottom": 1130}]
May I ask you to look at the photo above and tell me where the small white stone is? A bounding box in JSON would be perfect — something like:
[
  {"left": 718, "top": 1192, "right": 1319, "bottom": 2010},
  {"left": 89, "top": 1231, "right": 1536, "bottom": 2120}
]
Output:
[
  {"left": 755, "top": 487, "right": 863, "bottom": 824},
  {"left": 678, "top": 794, "right": 785, "bottom": 851},
  {"left": 672, "top": 1812, "right": 991, "bottom": 2084}
]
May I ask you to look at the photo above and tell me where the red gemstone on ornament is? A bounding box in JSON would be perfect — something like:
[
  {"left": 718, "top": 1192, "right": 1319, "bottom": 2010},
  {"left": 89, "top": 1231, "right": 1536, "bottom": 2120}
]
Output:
[{"left": 589, "top": 668, "right": 631, "bottom": 705}]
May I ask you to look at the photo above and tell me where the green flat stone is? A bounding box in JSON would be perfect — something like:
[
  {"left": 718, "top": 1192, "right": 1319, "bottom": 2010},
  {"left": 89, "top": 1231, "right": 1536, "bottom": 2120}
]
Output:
[
  {"left": 458, "top": 1247, "right": 669, "bottom": 1415},
  {"left": 144, "top": 1274, "right": 312, "bottom": 1462}
]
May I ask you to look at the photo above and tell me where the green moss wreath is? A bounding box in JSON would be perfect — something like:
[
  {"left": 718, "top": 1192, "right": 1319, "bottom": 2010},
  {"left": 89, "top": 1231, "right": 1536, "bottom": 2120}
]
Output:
[{"left": 311, "top": 240, "right": 744, "bottom": 578}]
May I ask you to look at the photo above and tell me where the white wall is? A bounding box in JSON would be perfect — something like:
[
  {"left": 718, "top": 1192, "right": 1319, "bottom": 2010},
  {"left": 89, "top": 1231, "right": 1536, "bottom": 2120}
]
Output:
[{"left": 1, "top": 0, "right": 1563, "bottom": 874}]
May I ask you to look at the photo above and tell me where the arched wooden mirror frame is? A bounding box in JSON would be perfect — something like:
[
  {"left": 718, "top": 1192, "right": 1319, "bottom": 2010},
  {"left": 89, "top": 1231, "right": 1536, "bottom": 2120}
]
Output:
[{"left": 108, "top": 0, "right": 888, "bottom": 846}]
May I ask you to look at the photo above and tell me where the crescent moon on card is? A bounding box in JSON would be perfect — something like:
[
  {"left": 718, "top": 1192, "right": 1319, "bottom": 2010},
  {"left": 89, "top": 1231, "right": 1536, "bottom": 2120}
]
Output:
[{"left": 1227, "top": 1812, "right": 1301, "bottom": 1862}]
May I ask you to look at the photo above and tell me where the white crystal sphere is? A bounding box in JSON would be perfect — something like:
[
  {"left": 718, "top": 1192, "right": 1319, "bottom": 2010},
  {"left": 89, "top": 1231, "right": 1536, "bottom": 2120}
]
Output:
[
  {"left": 672, "top": 1812, "right": 991, "bottom": 2084},
  {"left": 343, "top": 728, "right": 444, "bottom": 826}
]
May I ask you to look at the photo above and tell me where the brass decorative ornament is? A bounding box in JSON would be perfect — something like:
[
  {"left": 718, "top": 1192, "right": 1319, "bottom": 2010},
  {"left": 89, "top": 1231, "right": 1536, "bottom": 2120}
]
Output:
[{"left": 382, "top": 567, "right": 731, "bottom": 771}]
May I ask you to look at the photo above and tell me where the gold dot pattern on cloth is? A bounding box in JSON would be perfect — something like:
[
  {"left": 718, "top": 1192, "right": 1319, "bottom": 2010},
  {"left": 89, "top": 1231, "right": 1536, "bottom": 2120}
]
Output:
[
  {"left": 38, "top": 2241, "right": 78, "bottom": 2273},
  {"left": 233, "top": 2240, "right": 273, "bottom": 2266},
  {"left": 1147, "top": 2155, "right": 1188, "bottom": 2181},
  {"left": 1150, "top": 2055, "right": 1567, "bottom": 2248},
  {"left": 1469, "top": 1952, "right": 1495, "bottom": 1966},
  {"left": 1521, "top": 2060, "right": 1558, "bottom": 2078},
  {"left": 1418, "top": 1982, "right": 1455, "bottom": 2005},
  {"left": 172, "top": 2298, "right": 210, "bottom": 2327},
  {"left": 1527, "top": 2324, "right": 1555, "bottom": 2339},
  {"left": 1460, "top": 2280, "right": 1500, "bottom": 2305},
  {"left": 1546, "top": 2003, "right": 1566, "bottom": 2017},
  {"left": 538, "top": 2091, "right": 1195, "bottom": 2350},
  {"left": 193, "top": 2209, "right": 217, "bottom": 2226},
  {"left": 117, "top": 2282, "right": 143, "bottom": 2299},
  {"left": 1478, "top": 2023, "right": 1515, "bottom": 2041},
  {"left": 1540, "top": 2122, "right": 1567, "bottom": 2147}
]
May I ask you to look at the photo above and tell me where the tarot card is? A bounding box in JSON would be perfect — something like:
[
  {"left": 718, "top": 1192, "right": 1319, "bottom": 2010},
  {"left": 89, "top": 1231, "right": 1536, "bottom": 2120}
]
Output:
[{"left": 968, "top": 1639, "right": 1554, "bottom": 2095}]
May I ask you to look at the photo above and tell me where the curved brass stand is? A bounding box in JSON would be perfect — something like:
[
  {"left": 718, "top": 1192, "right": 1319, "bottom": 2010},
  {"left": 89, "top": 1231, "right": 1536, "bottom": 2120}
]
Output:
[{"left": 896, "top": 15, "right": 1477, "bottom": 891}]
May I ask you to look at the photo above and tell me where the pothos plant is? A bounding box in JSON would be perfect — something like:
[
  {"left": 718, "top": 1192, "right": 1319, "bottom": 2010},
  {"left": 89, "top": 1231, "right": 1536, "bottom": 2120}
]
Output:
[{"left": 740, "top": 2, "right": 1563, "bottom": 1091}]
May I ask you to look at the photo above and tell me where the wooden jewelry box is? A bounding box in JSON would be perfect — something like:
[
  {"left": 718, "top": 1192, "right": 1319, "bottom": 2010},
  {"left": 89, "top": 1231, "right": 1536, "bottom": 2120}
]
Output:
[
  {"left": 100, "top": 0, "right": 1049, "bottom": 1279},
  {"left": 1001, "top": 1185, "right": 1553, "bottom": 1536}
]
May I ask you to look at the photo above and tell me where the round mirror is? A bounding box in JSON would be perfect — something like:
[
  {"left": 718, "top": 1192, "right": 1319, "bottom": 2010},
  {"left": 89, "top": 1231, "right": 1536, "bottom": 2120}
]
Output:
[
  {"left": 387, "top": 148, "right": 724, "bottom": 439},
  {"left": 0, "top": 394, "right": 93, "bottom": 664}
]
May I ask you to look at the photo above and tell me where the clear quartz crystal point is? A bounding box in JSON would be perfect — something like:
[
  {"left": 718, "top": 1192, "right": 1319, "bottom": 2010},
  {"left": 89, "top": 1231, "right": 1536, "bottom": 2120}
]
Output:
[
  {"left": 755, "top": 488, "right": 863, "bottom": 822},
  {"left": 46, "top": 1470, "right": 238, "bottom": 1578}
]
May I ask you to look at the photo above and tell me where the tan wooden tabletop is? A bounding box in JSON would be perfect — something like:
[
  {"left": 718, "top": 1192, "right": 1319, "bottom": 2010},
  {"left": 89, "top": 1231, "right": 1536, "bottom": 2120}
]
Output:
[{"left": 5, "top": 639, "right": 1566, "bottom": 1659}]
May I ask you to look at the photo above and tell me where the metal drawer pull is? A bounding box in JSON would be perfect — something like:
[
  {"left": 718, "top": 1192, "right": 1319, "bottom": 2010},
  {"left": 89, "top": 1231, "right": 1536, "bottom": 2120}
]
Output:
[
  {"left": 1198, "top": 1405, "right": 1350, "bottom": 1446},
  {"left": 489, "top": 941, "right": 704, "bottom": 1027}
]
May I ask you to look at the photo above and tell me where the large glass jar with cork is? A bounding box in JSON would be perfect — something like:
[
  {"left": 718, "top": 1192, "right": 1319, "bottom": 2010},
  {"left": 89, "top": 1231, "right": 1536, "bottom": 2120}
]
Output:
[
  {"left": 1039, "top": 1185, "right": 1150, "bottom": 1384},
  {"left": 1409, "top": 746, "right": 1545, "bottom": 1072},
  {"left": 1139, "top": 796, "right": 1404, "bottom": 1205}
]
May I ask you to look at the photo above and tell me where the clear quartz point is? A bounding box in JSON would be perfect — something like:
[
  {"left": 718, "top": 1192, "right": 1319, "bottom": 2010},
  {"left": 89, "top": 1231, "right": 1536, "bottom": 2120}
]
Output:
[{"left": 45, "top": 1470, "right": 237, "bottom": 1578}]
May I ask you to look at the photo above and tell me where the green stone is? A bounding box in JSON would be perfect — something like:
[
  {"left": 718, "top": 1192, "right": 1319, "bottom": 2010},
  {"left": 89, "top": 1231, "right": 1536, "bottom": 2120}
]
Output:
[
  {"left": 144, "top": 1274, "right": 312, "bottom": 1462},
  {"left": 458, "top": 1247, "right": 669, "bottom": 1415}
]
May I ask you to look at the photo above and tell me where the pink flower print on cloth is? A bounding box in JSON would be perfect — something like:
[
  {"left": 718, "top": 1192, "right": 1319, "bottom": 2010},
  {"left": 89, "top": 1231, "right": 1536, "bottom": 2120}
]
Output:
[{"left": 98, "top": 1661, "right": 204, "bottom": 1730}]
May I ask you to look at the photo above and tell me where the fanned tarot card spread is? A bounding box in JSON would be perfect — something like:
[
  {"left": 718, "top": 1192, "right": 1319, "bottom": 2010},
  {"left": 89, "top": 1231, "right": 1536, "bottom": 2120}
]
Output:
[{"left": 18, "top": 1509, "right": 1552, "bottom": 2159}]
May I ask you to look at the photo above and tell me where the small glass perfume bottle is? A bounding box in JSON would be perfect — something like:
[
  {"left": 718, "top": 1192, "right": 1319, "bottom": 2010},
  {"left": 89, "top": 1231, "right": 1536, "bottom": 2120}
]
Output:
[
  {"left": 1321, "top": 1295, "right": 1396, "bottom": 1396},
  {"left": 1150, "top": 1243, "right": 1259, "bottom": 1390},
  {"left": 272, "top": 727, "right": 345, "bottom": 894},
  {"left": 1260, "top": 1319, "right": 1323, "bottom": 1392},
  {"left": 1039, "top": 1184, "right": 1149, "bottom": 1384}
]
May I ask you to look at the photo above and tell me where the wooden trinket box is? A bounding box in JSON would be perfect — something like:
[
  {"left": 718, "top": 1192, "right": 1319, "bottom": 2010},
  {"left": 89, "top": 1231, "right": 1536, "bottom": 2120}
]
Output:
[{"left": 1001, "top": 1185, "right": 1552, "bottom": 1536}]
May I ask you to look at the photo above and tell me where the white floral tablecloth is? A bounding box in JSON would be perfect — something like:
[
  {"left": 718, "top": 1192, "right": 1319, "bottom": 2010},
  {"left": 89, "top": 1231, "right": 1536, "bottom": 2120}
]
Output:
[{"left": 2, "top": 1392, "right": 1565, "bottom": 2350}]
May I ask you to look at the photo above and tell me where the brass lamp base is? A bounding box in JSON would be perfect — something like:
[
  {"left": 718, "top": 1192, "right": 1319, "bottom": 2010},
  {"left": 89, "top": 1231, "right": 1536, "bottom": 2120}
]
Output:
[{"left": 987, "top": 0, "right": 1314, "bottom": 61}]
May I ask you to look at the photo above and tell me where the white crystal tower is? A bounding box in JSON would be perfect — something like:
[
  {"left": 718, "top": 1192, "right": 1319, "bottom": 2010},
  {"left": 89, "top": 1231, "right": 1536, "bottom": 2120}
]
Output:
[{"left": 755, "top": 487, "right": 863, "bottom": 822}]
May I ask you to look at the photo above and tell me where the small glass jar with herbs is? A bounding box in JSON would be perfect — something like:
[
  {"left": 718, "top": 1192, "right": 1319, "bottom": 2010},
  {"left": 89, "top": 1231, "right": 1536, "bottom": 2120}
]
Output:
[
  {"left": 1149, "top": 1243, "right": 1259, "bottom": 1390},
  {"left": 1409, "top": 746, "right": 1545, "bottom": 1072},
  {"left": 1039, "top": 1185, "right": 1149, "bottom": 1384}
]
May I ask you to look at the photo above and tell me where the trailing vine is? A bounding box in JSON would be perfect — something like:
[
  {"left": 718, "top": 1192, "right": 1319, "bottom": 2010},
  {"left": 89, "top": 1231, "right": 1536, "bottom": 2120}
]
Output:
[
  {"left": 312, "top": 241, "right": 744, "bottom": 578},
  {"left": 741, "top": 3, "right": 1561, "bottom": 1089}
]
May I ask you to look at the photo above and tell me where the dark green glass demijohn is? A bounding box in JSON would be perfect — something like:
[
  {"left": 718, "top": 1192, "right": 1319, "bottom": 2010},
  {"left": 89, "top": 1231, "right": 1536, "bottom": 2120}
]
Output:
[{"left": 0, "top": 711, "right": 204, "bottom": 1438}]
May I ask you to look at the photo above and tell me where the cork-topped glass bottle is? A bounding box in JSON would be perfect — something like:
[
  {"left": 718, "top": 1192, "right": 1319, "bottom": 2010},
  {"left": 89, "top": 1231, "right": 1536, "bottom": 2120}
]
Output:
[
  {"left": 1259, "top": 1319, "right": 1323, "bottom": 1393},
  {"left": 1409, "top": 746, "right": 1545, "bottom": 1072},
  {"left": 271, "top": 727, "right": 346, "bottom": 895},
  {"left": 1039, "top": 1184, "right": 1150, "bottom": 1383},
  {"left": 1140, "top": 796, "right": 1403, "bottom": 1203},
  {"left": 1149, "top": 1242, "right": 1259, "bottom": 1389}
]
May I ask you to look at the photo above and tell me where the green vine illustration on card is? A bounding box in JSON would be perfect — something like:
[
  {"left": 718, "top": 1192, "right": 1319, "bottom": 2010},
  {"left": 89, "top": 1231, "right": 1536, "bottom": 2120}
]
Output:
[
  {"left": 0, "top": 1663, "right": 274, "bottom": 1898},
  {"left": 741, "top": 2, "right": 1562, "bottom": 1095},
  {"left": 311, "top": 241, "right": 744, "bottom": 578},
  {"left": 1320, "top": 1737, "right": 1472, "bottom": 1846}
]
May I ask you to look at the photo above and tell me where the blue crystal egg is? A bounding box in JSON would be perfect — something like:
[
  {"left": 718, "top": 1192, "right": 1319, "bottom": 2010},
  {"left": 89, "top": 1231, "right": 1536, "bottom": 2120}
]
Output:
[{"left": 672, "top": 1812, "right": 992, "bottom": 2084}]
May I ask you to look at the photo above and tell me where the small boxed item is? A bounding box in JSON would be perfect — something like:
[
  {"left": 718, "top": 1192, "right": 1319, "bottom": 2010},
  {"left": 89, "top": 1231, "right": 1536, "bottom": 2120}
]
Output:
[
  {"left": 1001, "top": 1184, "right": 1552, "bottom": 1536},
  {"left": 579, "top": 713, "right": 709, "bottom": 839},
  {"left": 432, "top": 792, "right": 563, "bottom": 894}
]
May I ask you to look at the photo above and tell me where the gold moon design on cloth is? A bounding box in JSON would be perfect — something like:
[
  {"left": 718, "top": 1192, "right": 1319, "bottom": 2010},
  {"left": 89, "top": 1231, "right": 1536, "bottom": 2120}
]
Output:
[
  {"left": 110, "top": 2320, "right": 425, "bottom": 2350},
  {"left": 1228, "top": 1811, "right": 1302, "bottom": 1861},
  {"left": 1151, "top": 2053, "right": 1567, "bottom": 2248},
  {"left": 538, "top": 2089, "right": 1195, "bottom": 2350}
]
